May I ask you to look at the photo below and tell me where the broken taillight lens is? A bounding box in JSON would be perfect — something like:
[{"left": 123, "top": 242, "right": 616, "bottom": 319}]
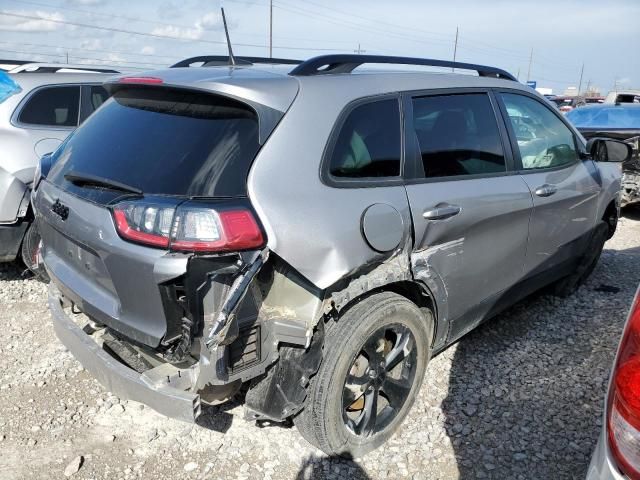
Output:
[
  {"left": 607, "top": 286, "right": 640, "bottom": 479},
  {"left": 112, "top": 200, "right": 264, "bottom": 253}
]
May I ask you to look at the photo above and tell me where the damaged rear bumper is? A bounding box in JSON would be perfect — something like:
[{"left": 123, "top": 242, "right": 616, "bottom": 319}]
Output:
[{"left": 49, "top": 286, "right": 201, "bottom": 423}]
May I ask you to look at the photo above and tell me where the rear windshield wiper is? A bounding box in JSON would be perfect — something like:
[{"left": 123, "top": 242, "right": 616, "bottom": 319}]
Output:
[{"left": 64, "top": 171, "right": 143, "bottom": 195}]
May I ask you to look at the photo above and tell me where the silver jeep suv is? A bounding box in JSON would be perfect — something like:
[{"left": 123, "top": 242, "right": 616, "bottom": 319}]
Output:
[
  {"left": 32, "top": 55, "right": 628, "bottom": 457},
  {"left": 0, "top": 62, "right": 119, "bottom": 268}
]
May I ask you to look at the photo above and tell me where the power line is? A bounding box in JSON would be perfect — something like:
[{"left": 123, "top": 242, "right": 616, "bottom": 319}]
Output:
[
  {"left": 0, "top": 40, "right": 178, "bottom": 61},
  {"left": 7, "top": 0, "right": 358, "bottom": 48},
  {"left": 0, "top": 10, "right": 344, "bottom": 52},
  {"left": 0, "top": 46, "right": 156, "bottom": 68},
  {"left": 274, "top": 0, "right": 584, "bottom": 76},
  {"left": 293, "top": 0, "right": 454, "bottom": 41},
  {"left": 7, "top": 0, "right": 203, "bottom": 30},
  {"left": 272, "top": 1, "right": 452, "bottom": 48}
]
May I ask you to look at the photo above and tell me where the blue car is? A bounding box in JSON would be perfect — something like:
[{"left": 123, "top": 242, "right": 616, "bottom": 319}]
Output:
[{"left": 567, "top": 104, "right": 640, "bottom": 206}]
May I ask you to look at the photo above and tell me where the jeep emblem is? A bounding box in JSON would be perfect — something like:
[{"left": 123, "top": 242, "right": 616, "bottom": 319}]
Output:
[{"left": 51, "top": 199, "right": 69, "bottom": 221}]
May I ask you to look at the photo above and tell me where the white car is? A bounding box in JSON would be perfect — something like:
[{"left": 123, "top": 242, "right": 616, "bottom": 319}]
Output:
[
  {"left": 587, "top": 285, "right": 640, "bottom": 479},
  {"left": 0, "top": 62, "right": 119, "bottom": 271}
]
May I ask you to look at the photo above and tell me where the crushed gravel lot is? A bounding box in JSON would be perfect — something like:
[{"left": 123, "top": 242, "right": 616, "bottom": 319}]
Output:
[{"left": 1, "top": 211, "right": 639, "bottom": 480}]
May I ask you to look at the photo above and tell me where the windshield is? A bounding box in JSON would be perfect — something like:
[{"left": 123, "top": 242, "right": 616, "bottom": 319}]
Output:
[
  {"left": 47, "top": 87, "right": 260, "bottom": 201},
  {"left": 566, "top": 106, "right": 640, "bottom": 129}
]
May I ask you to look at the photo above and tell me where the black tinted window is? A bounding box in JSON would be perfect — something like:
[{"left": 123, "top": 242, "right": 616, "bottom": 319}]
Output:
[
  {"left": 48, "top": 87, "right": 260, "bottom": 200},
  {"left": 329, "top": 99, "right": 401, "bottom": 178},
  {"left": 19, "top": 86, "right": 80, "bottom": 127},
  {"left": 89, "top": 85, "right": 109, "bottom": 110},
  {"left": 411, "top": 94, "right": 506, "bottom": 178}
]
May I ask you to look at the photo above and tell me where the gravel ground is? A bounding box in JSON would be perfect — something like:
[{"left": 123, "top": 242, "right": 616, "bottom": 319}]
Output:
[{"left": 0, "top": 210, "right": 639, "bottom": 480}]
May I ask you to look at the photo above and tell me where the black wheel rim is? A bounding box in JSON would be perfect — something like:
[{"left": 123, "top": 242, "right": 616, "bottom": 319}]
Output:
[{"left": 342, "top": 323, "right": 418, "bottom": 437}]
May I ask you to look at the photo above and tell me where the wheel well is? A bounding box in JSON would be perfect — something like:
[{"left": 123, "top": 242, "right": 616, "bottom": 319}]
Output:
[
  {"left": 332, "top": 281, "right": 438, "bottom": 346},
  {"left": 602, "top": 200, "right": 618, "bottom": 239}
]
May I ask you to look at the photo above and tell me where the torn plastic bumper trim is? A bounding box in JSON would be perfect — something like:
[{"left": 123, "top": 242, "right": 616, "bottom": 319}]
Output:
[
  {"left": 48, "top": 287, "right": 201, "bottom": 423},
  {"left": 205, "top": 249, "right": 268, "bottom": 350}
]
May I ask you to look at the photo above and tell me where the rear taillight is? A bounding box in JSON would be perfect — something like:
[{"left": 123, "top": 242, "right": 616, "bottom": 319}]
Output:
[
  {"left": 170, "top": 206, "right": 264, "bottom": 252},
  {"left": 113, "top": 202, "right": 174, "bottom": 248},
  {"left": 607, "top": 287, "right": 640, "bottom": 479},
  {"left": 112, "top": 201, "right": 264, "bottom": 253}
]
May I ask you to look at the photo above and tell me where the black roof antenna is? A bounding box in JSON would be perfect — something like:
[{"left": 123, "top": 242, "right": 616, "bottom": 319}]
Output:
[{"left": 221, "top": 7, "right": 236, "bottom": 66}]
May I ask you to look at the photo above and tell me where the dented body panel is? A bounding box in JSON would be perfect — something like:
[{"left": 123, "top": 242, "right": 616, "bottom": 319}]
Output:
[
  {"left": 406, "top": 176, "right": 532, "bottom": 336},
  {"left": 247, "top": 74, "right": 525, "bottom": 290}
]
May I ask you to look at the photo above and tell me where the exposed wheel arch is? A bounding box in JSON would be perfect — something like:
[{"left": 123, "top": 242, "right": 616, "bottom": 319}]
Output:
[{"left": 328, "top": 280, "right": 439, "bottom": 349}]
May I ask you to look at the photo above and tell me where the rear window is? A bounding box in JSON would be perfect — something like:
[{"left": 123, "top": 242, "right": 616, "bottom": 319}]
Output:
[{"left": 47, "top": 87, "right": 260, "bottom": 199}]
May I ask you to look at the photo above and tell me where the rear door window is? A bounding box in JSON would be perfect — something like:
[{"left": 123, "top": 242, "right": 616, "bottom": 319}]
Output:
[
  {"left": 410, "top": 93, "right": 506, "bottom": 178},
  {"left": 328, "top": 98, "right": 401, "bottom": 179},
  {"left": 500, "top": 93, "right": 578, "bottom": 169},
  {"left": 18, "top": 85, "right": 80, "bottom": 127},
  {"left": 48, "top": 87, "right": 260, "bottom": 200}
]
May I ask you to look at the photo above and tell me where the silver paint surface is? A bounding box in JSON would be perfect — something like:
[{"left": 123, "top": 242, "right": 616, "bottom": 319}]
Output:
[{"left": 361, "top": 203, "right": 404, "bottom": 252}]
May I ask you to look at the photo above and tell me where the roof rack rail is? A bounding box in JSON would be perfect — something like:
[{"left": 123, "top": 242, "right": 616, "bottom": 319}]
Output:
[
  {"left": 171, "top": 55, "right": 302, "bottom": 68},
  {"left": 289, "top": 54, "right": 517, "bottom": 81},
  {"left": 8, "top": 63, "right": 120, "bottom": 74},
  {"left": 0, "top": 59, "right": 32, "bottom": 71}
]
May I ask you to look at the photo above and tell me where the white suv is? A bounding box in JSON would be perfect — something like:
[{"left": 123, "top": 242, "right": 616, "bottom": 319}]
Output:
[{"left": 0, "top": 62, "right": 120, "bottom": 269}]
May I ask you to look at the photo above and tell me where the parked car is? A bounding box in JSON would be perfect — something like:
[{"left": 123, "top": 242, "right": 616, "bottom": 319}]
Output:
[
  {"left": 32, "top": 54, "right": 630, "bottom": 457},
  {"left": 566, "top": 104, "right": 640, "bottom": 206},
  {"left": 604, "top": 90, "right": 640, "bottom": 105},
  {"left": 585, "top": 97, "right": 605, "bottom": 105},
  {"left": 586, "top": 285, "right": 640, "bottom": 480},
  {"left": 544, "top": 94, "right": 561, "bottom": 108},
  {"left": 554, "top": 95, "right": 587, "bottom": 113},
  {"left": 0, "top": 62, "right": 119, "bottom": 273}
]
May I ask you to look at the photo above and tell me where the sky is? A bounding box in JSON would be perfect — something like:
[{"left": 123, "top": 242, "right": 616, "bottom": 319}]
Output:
[{"left": 0, "top": 0, "right": 638, "bottom": 95}]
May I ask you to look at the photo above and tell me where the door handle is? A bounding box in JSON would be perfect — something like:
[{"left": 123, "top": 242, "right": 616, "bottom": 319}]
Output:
[
  {"left": 422, "top": 204, "right": 462, "bottom": 220},
  {"left": 534, "top": 184, "right": 558, "bottom": 197}
]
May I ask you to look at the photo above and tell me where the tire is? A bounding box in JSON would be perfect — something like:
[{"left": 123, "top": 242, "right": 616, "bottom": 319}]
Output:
[
  {"left": 553, "top": 221, "right": 608, "bottom": 298},
  {"left": 20, "top": 223, "right": 49, "bottom": 283},
  {"left": 295, "top": 291, "right": 434, "bottom": 457}
]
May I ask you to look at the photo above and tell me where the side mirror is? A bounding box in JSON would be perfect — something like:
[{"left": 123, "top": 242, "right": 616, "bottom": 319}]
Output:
[{"left": 586, "top": 138, "right": 633, "bottom": 163}]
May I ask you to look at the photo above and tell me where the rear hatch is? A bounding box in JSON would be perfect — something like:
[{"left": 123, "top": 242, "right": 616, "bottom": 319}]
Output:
[{"left": 35, "top": 84, "right": 273, "bottom": 347}]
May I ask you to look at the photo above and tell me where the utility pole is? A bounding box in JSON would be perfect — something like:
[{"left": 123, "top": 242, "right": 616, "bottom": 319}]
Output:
[
  {"left": 354, "top": 43, "right": 366, "bottom": 54},
  {"left": 516, "top": 68, "right": 520, "bottom": 81},
  {"left": 526, "top": 48, "right": 533, "bottom": 82},
  {"left": 66, "top": 51, "right": 69, "bottom": 64},
  {"left": 452, "top": 26, "right": 458, "bottom": 71},
  {"left": 585, "top": 79, "right": 591, "bottom": 95},
  {"left": 269, "top": 0, "right": 273, "bottom": 58},
  {"left": 578, "top": 63, "right": 584, "bottom": 94}
]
